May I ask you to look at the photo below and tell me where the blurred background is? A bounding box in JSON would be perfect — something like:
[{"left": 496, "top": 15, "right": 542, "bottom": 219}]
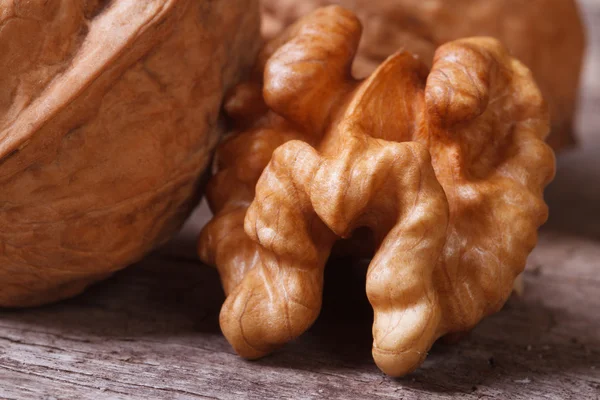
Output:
[{"left": 177, "top": 0, "right": 600, "bottom": 253}]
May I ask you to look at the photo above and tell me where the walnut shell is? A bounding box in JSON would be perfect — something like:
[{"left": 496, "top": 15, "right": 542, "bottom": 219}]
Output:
[
  {"left": 0, "top": 0, "right": 260, "bottom": 307},
  {"left": 199, "top": 6, "right": 555, "bottom": 376},
  {"left": 262, "top": 0, "right": 586, "bottom": 150}
]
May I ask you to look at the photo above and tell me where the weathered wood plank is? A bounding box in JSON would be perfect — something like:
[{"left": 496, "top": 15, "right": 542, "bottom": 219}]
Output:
[{"left": 0, "top": 250, "right": 599, "bottom": 399}]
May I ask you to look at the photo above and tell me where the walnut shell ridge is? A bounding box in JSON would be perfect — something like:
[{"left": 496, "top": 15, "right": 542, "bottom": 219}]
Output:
[
  {"left": 199, "top": 6, "right": 556, "bottom": 376},
  {"left": 0, "top": 0, "right": 260, "bottom": 307},
  {"left": 262, "top": 0, "right": 586, "bottom": 150}
]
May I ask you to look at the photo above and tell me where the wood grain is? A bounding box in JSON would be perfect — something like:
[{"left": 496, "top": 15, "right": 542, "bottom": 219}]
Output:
[{"left": 1, "top": 0, "right": 600, "bottom": 398}]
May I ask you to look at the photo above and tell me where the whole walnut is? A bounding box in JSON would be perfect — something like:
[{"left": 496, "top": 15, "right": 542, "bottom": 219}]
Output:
[
  {"left": 262, "top": 0, "right": 586, "bottom": 150},
  {"left": 199, "top": 6, "right": 555, "bottom": 377},
  {"left": 0, "top": 0, "right": 260, "bottom": 307}
]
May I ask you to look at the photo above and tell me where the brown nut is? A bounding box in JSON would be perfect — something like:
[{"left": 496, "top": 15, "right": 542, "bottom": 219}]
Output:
[
  {"left": 198, "top": 6, "right": 555, "bottom": 376},
  {"left": 262, "top": 0, "right": 586, "bottom": 150},
  {"left": 0, "top": 0, "right": 260, "bottom": 307}
]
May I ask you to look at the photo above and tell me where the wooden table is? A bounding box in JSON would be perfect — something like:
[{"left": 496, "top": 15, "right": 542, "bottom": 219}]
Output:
[{"left": 2, "top": 1, "right": 599, "bottom": 399}]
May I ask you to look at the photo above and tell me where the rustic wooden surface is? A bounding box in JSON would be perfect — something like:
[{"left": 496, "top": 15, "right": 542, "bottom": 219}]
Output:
[{"left": 2, "top": 1, "right": 600, "bottom": 399}]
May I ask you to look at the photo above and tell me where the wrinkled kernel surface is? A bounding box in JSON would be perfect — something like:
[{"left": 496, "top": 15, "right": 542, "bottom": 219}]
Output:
[{"left": 199, "top": 6, "right": 555, "bottom": 377}]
